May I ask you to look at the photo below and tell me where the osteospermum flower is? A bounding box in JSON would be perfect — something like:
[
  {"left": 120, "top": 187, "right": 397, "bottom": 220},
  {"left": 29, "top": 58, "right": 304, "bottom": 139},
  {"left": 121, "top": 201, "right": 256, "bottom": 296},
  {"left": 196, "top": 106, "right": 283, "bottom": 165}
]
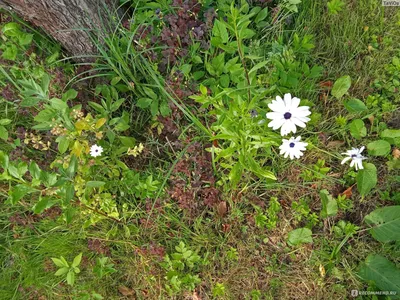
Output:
[
  {"left": 279, "top": 136, "right": 308, "bottom": 160},
  {"left": 89, "top": 144, "right": 103, "bottom": 157},
  {"left": 266, "top": 94, "right": 311, "bottom": 136},
  {"left": 341, "top": 146, "right": 366, "bottom": 170}
]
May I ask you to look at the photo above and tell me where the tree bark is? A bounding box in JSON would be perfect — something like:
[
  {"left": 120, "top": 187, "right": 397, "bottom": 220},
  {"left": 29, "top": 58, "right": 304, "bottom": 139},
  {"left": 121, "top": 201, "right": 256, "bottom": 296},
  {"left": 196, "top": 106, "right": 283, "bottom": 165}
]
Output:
[{"left": 0, "top": 0, "right": 118, "bottom": 59}]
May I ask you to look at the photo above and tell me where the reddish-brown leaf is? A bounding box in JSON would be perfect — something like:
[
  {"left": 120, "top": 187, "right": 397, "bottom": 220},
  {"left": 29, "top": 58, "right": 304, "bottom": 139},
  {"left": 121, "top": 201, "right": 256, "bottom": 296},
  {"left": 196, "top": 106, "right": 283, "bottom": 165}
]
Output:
[{"left": 341, "top": 186, "right": 353, "bottom": 199}]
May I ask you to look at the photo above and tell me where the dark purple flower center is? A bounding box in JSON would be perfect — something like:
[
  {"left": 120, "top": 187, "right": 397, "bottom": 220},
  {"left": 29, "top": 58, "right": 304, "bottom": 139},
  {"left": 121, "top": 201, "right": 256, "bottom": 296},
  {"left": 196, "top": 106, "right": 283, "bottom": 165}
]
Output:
[
  {"left": 284, "top": 112, "right": 292, "bottom": 120},
  {"left": 351, "top": 154, "right": 357, "bottom": 158},
  {"left": 289, "top": 142, "right": 295, "bottom": 148}
]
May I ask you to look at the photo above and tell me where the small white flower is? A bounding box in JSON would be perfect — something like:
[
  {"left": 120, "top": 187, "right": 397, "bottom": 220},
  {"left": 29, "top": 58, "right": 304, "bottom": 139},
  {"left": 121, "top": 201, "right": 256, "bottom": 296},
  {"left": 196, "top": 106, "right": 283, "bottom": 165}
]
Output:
[
  {"left": 90, "top": 144, "right": 103, "bottom": 157},
  {"left": 279, "top": 136, "right": 308, "bottom": 160},
  {"left": 266, "top": 93, "right": 311, "bottom": 136},
  {"left": 341, "top": 146, "right": 366, "bottom": 170}
]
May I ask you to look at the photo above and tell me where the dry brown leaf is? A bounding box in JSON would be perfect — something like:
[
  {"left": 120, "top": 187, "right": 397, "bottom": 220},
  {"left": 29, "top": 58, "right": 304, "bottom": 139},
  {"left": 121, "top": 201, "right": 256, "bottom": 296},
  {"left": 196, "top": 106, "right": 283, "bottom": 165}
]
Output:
[
  {"left": 326, "top": 140, "right": 345, "bottom": 148},
  {"left": 216, "top": 201, "right": 227, "bottom": 217},
  {"left": 118, "top": 286, "right": 135, "bottom": 296},
  {"left": 319, "top": 80, "right": 333, "bottom": 89},
  {"left": 192, "top": 291, "right": 202, "bottom": 300},
  {"left": 368, "top": 115, "right": 375, "bottom": 125},
  {"left": 393, "top": 148, "right": 400, "bottom": 159},
  {"left": 341, "top": 186, "right": 353, "bottom": 199}
]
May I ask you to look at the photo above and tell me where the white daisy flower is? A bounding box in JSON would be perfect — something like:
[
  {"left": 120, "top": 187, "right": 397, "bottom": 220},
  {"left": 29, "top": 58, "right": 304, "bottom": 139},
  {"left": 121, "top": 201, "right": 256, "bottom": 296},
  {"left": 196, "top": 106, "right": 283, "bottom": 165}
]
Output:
[
  {"left": 266, "top": 93, "right": 311, "bottom": 136},
  {"left": 279, "top": 136, "right": 308, "bottom": 160},
  {"left": 341, "top": 146, "right": 366, "bottom": 170},
  {"left": 89, "top": 144, "right": 103, "bottom": 157}
]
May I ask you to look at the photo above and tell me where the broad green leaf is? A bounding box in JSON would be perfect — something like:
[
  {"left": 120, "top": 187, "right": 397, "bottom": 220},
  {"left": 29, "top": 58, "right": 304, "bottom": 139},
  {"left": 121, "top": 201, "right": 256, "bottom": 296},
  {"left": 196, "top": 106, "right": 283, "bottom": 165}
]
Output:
[
  {"left": 228, "top": 162, "right": 243, "bottom": 187},
  {"left": 50, "top": 98, "right": 68, "bottom": 110},
  {"left": 150, "top": 98, "right": 159, "bottom": 117},
  {"left": 142, "top": 87, "right": 157, "bottom": 100},
  {"left": 331, "top": 75, "right": 351, "bottom": 99},
  {"left": 0, "top": 151, "right": 9, "bottom": 169},
  {"left": 7, "top": 184, "right": 37, "bottom": 205},
  {"left": 0, "top": 126, "right": 8, "bottom": 141},
  {"left": 364, "top": 206, "right": 400, "bottom": 242},
  {"left": 320, "top": 189, "right": 338, "bottom": 218},
  {"left": 64, "top": 183, "right": 75, "bottom": 204},
  {"left": 55, "top": 267, "right": 69, "bottom": 276},
  {"left": 359, "top": 255, "right": 400, "bottom": 295},
  {"left": 357, "top": 163, "right": 377, "bottom": 196},
  {"left": 111, "top": 98, "right": 125, "bottom": 112},
  {"left": 349, "top": 119, "right": 367, "bottom": 139},
  {"left": 287, "top": 228, "right": 313, "bottom": 246},
  {"left": 67, "top": 155, "right": 78, "bottom": 178},
  {"left": 62, "top": 89, "right": 78, "bottom": 101},
  {"left": 367, "top": 140, "right": 391, "bottom": 157},
  {"left": 28, "top": 161, "right": 42, "bottom": 180},
  {"left": 57, "top": 136, "right": 70, "bottom": 154},
  {"left": 2, "top": 22, "right": 20, "bottom": 36},
  {"left": 212, "top": 19, "right": 229, "bottom": 44},
  {"left": 0, "top": 119, "right": 12, "bottom": 125},
  {"left": 380, "top": 129, "right": 400, "bottom": 146},
  {"left": 66, "top": 271, "right": 75, "bottom": 286},
  {"left": 72, "top": 253, "right": 82, "bottom": 267},
  {"left": 20, "top": 97, "right": 40, "bottom": 107},
  {"left": 86, "top": 181, "right": 106, "bottom": 188},
  {"left": 344, "top": 98, "right": 367, "bottom": 113},
  {"left": 2, "top": 44, "right": 18, "bottom": 61},
  {"left": 51, "top": 257, "right": 69, "bottom": 268},
  {"left": 255, "top": 7, "right": 269, "bottom": 23},
  {"left": 136, "top": 97, "right": 152, "bottom": 109},
  {"left": 89, "top": 101, "right": 105, "bottom": 113},
  {"left": 33, "top": 196, "right": 54, "bottom": 214}
]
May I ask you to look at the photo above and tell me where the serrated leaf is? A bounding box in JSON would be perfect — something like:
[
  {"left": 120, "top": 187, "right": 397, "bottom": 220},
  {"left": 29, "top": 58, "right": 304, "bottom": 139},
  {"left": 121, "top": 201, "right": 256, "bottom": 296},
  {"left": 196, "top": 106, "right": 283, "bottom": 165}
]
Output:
[
  {"left": 287, "top": 228, "right": 313, "bottom": 246},
  {"left": 359, "top": 255, "right": 400, "bottom": 295},
  {"left": 364, "top": 206, "right": 400, "bottom": 242},
  {"left": 356, "top": 163, "right": 377, "bottom": 196},
  {"left": 332, "top": 75, "right": 351, "bottom": 99}
]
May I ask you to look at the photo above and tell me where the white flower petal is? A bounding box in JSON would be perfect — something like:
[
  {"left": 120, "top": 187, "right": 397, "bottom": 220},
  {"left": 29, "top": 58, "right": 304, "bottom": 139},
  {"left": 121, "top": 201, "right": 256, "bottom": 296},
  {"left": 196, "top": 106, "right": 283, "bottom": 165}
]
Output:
[
  {"left": 290, "top": 97, "right": 300, "bottom": 109},
  {"left": 292, "top": 117, "right": 306, "bottom": 128},
  {"left": 266, "top": 112, "right": 284, "bottom": 120},
  {"left": 284, "top": 93, "right": 292, "bottom": 108},
  {"left": 341, "top": 157, "right": 352, "bottom": 164},
  {"left": 268, "top": 118, "right": 286, "bottom": 130}
]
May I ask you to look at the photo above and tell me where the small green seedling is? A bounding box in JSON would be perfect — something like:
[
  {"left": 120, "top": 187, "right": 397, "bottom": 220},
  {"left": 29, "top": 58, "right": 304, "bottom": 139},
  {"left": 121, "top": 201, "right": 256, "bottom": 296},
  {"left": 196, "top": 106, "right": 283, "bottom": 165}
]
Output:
[{"left": 51, "top": 253, "right": 82, "bottom": 286}]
